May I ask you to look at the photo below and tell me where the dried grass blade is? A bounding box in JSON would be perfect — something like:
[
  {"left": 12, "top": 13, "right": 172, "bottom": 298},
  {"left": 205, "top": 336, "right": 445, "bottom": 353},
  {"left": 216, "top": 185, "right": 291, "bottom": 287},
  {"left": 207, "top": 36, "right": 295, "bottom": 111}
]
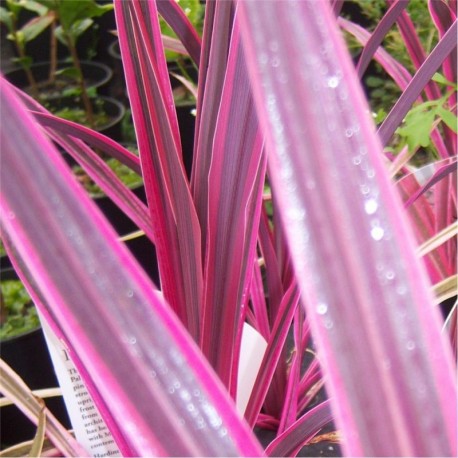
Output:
[
  {"left": 29, "top": 404, "right": 46, "bottom": 458},
  {"left": 0, "top": 360, "right": 85, "bottom": 457}
]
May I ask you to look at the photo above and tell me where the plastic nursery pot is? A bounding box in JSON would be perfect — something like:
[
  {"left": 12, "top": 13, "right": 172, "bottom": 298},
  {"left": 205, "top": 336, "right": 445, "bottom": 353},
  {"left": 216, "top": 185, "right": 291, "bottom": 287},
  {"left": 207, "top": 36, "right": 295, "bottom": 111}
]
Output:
[
  {"left": 0, "top": 269, "right": 71, "bottom": 448},
  {"left": 49, "top": 95, "right": 126, "bottom": 142},
  {"left": 107, "top": 40, "right": 127, "bottom": 103},
  {"left": 4, "top": 60, "right": 113, "bottom": 99}
]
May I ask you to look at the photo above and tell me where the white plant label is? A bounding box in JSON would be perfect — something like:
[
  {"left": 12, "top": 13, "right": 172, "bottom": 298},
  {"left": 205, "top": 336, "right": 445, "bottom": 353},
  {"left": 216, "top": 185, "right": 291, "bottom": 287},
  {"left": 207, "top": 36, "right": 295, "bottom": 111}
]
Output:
[
  {"left": 236, "top": 322, "right": 267, "bottom": 415},
  {"left": 40, "top": 319, "right": 120, "bottom": 457}
]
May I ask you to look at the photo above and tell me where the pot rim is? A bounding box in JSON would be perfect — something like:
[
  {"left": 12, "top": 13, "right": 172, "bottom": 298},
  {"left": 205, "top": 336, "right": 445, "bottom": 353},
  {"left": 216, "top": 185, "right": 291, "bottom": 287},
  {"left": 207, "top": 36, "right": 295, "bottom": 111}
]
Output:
[{"left": 4, "top": 60, "right": 114, "bottom": 90}]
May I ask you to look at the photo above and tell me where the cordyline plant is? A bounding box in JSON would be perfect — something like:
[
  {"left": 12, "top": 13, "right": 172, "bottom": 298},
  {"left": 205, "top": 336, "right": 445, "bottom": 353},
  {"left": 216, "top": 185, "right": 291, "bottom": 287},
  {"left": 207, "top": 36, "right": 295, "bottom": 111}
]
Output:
[{"left": 0, "top": 0, "right": 456, "bottom": 456}]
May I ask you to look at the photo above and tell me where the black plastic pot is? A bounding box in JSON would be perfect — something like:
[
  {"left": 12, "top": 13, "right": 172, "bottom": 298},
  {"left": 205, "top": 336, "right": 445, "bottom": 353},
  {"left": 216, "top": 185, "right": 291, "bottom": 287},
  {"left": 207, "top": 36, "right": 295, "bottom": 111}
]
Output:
[
  {"left": 0, "top": 269, "right": 71, "bottom": 448},
  {"left": 107, "top": 40, "right": 127, "bottom": 103},
  {"left": 49, "top": 95, "right": 126, "bottom": 142},
  {"left": 4, "top": 60, "right": 113, "bottom": 99}
]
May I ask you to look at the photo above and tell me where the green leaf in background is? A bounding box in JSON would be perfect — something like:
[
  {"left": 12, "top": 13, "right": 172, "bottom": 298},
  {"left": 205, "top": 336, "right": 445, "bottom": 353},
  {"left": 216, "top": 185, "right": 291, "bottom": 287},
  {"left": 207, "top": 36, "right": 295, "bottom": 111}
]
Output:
[
  {"left": 0, "top": 280, "right": 39, "bottom": 340},
  {"left": 396, "top": 90, "right": 457, "bottom": 152},
  {"left": 432, "top": 72, "right": 457, "bottom": 88},
  {"left": 397, "top": 106, "right": 437, "bottom": 151},
  {"left": 20, "top": 13, "right": 54, "bottom": 42},
  {"left": 437, "top": 106, "right": 458, "bottom": 133},
  {"left": 22, "top": 0, "right": 49, "bottom": 16},
  {"left": 11, "top": 55, "right": 33, "bottom": 69},
  {"left": 54, "top": 66, "right": 81, "bottom": 81},
  {"left": 54, "top": 0, "right": 112, "bottom": 33},
  {"left": 53, "top": 23, "right": 67, "bottom": 46},
  {"left": 5, "top": 0, "right": 22, "bottom": 17},
  {"left": 372, "top": 108, "right": 387, "bottom": 124},
  {"left": 0, "top": 7, "right": 14, "bottom": 32},
  {"left": 8, "top": 29, "right": 25, "bottom": 46},
  {"left": 68, "top": 17, "right": 94, "bottom": 41}
]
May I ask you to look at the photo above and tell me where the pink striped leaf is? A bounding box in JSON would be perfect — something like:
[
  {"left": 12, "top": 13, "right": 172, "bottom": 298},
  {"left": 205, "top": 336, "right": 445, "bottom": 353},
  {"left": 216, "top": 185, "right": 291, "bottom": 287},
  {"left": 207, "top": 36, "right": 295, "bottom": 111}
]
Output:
[
  {"left": 244, "top": 283, "right": 300, "bottom": 427},
  {"left": 115, "top": 0, "right": 203, "bottom": 340},
  {"left": 10, "top": 85, "right": 142, "bottom": 173},
  {"left": 339, "top": 16, "right": 454, "bottom": 159},
  {"left": 238, "top": 1, "right": 457, "bottom": 455},
  {"left": 199, "top": 17, "right": 265, "bottom": 395},
  {"left": 156, "top": 0, "right": 201, "bottom": 65},
  {"left": 31, "top": 111, "right": 142, "bottom": 173},
  {"left": 249, "top": 257, "right": 270, "bottom": 340},
  {"left": 0, "top": 76, "right": 263, "bottom": 457},
  {"left": 256, "top": 207, "right": 289, "bottom": 417},
  {"left": 388, "top": 0, "right": 443, "bottom": 100},
  {"left": 264, "top": 400, "right": 334, "bottom": 457},
  {"left": 277, "top": 349, "right": 300, "bottom": 434},
  {"left": 191, "top": 0, "right": 233, "bottom": 240},
  {"left": 338, "top": 17, "right": 413, "bottom": 91},
  {"left": 7, "top": 84, "right": 154, "bottom": 241},
  {"left": 397, "top": 173, "right": 451, "bottom": 284},
  {"left": 356, "top": 0, "right": 409, "bottom": 78},
  {"left": 404, "top": 158, "right": 458, "bottom": 208},
  {"left": 429, "top": 0, "right": 457, "bottom": 84},
  {"left": 429, "top": 0, "right": 457, "bottom": 153}
]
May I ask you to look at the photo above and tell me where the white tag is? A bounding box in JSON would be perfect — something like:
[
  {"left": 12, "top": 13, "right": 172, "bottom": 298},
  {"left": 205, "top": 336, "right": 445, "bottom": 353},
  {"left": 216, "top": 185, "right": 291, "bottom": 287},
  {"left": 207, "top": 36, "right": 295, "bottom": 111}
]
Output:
[
  {"left": 40, "top": 318, "right": 121, "bottom": 457},
  {"left": 236, "top": 323, "right": 267, "bottom": 415}
]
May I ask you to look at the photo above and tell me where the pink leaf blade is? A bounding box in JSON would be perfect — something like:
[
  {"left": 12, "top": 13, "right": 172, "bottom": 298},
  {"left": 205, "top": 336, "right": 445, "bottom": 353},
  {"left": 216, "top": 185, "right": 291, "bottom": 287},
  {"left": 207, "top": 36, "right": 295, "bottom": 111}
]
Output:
[
  {"left": 9, "top": 84, "right": 142, "bottom": 174},
  {"left": 191, "top": 0, "right": 233, "bottom": 242},
  {"left": 404, "top": 158, "right": 458, "bottom": 208},
  {"left": 244, "top": 283, "right": 301, "bottom": 427},
  {"left": 429, "top": 0, "right": 457, "bottom": 84},
  {"left": 277, "top": 349, "right": 300, "bottom": 434},
  {"left": 258, "top": 207, "right": 285, "bottom": 327},
  {"left": 338, "top": 17, "right": 413, "bottom": 92},
  {"left": 199, "top": 20, "right": 265, "bottom": 395},
  {"left": 265, "top": 400, "right": 334, "bottom": 457},
  {"left": 115, "top": 0, "right": 203, "bottom": 339},
  {"left": 249, "top": 257, "right": 271, "bottom": 340},
  {"left": 356, "top": 0, "right": 409, "bottom": 78},
  {"left": 156, "top": 0, "right": 201, "bottom": 66},
  {"left": 397, "top": 170, "right": 452, "bottom": 284},
  {"left": 429, "top": 0, "right": 457, "bottom": 154},
  {"left": 239, "top": 1, "right": 457, "bottom": 455},
  {"left": 0, "top": 76, "right": 264, "bottom": 457},
  {"left": 35, "top": 126, "right": 155, "bottom": 243},
  {"left": 388, "top": 0, "right": 443, "bottom": 101}
]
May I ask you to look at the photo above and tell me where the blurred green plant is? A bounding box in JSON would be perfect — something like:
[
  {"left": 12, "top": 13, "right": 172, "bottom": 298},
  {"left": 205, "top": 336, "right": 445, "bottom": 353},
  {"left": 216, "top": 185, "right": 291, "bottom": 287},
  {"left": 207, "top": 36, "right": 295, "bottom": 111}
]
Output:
[
  {"left": 73, "top": 155, "right": 142, "bottom": 196},
  {"left": 38, "top": 0, "right": 113, "bottom": 127},
  {"left": 0, "top": 0, "right": 54, "bottom": 99},
  {"left": 394, "top": 73, "right": 457, "bottom": 165},
  {"left": 343, "top": 0, "right": 438, "bottom": 114},
  {"left": 0, "top": 280, "right": 39, "bottom": 340}
]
